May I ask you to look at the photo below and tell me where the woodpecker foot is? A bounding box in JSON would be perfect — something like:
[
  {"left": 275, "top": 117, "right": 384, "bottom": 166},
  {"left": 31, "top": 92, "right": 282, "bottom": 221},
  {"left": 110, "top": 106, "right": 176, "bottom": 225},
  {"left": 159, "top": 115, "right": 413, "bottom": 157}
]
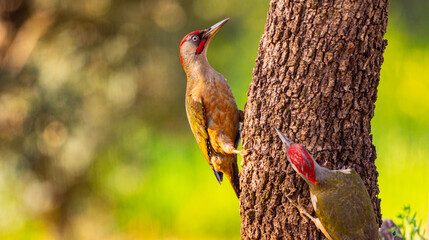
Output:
[
  {"left": 240, "top": 157, "right": 247, "bottom": 168},
  {"left": 286, "top": 196, "right": 314, "bottom": 222},
  {"left": 240, "top": 159, "right": 246, "bottom": 168},
  {"left": 232, "top": 149, "right": 249, "bottom": 157},
  {"left": 233, "top": 149, "right": 249, "bottom": 167},
  {"left": 286, "top": 196, "right": 333, "bottom": 239},
  {"left": 241, "top": 149, "right": 250, "bottom": 156}
]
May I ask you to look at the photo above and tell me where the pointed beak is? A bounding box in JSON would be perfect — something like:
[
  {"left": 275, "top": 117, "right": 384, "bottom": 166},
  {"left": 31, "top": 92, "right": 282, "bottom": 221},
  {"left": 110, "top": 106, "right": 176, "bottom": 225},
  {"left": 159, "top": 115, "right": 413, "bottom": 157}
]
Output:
[
  {"left": 203, "top": 18, "right": 230, "bottom": 39},
  {"left": 274, "top": 127, "right": 292, "bottom": 147}
]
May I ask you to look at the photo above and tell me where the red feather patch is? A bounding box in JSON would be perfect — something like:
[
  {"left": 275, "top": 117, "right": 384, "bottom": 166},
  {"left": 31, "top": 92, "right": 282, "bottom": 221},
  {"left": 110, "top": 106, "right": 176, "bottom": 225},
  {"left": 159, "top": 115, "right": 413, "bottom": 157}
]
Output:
[
  {"left": 287, "top": 144, "right": 318, "bottom": 185},
  {"left": 195, "top": 38, "right": 207, "bottom": 54}
]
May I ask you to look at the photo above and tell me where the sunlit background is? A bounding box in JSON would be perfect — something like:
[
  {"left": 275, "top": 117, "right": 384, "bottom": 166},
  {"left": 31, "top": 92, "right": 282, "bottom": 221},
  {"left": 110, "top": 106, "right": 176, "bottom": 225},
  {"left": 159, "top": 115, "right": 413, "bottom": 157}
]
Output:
[{"left": 0, "top": 0, "right": 427, "bottom": 239}]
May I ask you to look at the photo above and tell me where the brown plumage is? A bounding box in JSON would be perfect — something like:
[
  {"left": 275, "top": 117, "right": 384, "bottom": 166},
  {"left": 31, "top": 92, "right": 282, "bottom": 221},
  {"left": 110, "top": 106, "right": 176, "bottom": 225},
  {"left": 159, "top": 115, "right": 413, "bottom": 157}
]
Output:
[{"left": 179, "top": 18, "right": 247, "bottom": 197}]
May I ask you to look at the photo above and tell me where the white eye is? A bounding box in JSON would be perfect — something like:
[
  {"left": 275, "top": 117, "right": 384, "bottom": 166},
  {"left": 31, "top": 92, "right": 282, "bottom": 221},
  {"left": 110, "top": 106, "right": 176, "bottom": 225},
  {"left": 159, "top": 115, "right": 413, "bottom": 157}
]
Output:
[{"left": 192, "top": 36, "right": 199, "bottom": 41}]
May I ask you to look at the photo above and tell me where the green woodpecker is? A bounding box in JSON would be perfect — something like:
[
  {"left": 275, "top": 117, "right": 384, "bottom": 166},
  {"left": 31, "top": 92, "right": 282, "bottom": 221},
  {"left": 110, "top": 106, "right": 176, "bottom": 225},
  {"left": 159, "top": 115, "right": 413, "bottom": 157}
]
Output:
[
  {"left": 179, "top": 18, "right": 247, "bottom": 197},
  {"left": 275, "top": 127, "right": 379, "bottom": 240}
]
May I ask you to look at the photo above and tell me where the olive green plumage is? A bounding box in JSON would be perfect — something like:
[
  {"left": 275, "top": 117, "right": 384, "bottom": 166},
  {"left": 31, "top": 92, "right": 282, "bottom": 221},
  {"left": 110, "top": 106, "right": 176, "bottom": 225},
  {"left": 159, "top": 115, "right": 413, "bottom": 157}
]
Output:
[
  {"left": 309, "top": 168, "right": 379, "bottom": 240},
  {"left": 275, "top": 127, "right": 379, "bottom": 240}
]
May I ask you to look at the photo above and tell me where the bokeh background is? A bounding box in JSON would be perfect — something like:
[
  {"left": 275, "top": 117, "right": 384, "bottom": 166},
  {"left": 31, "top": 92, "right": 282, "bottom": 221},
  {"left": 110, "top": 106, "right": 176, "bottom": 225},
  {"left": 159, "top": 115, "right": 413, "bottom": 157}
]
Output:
[{"left": 0, "top": 0, "right": 427, "bottom": 239}]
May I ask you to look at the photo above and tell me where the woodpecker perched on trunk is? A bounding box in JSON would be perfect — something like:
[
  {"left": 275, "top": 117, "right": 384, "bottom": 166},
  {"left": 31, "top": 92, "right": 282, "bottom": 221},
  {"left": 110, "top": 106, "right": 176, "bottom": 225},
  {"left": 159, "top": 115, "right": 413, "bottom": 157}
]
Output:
[
  {"left": 275, "top": 127, "right": 379, "bottom": 240},
  {"left": 179, "top": 18, "right": 247, "bottom": 197}
]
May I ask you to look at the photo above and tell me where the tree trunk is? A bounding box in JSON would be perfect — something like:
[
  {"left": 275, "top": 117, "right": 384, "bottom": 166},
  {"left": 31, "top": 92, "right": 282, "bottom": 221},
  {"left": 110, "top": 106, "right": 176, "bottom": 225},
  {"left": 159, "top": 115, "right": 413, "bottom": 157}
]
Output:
[{"left": 240, "top": 0, "right": 389, "bottom": 239}]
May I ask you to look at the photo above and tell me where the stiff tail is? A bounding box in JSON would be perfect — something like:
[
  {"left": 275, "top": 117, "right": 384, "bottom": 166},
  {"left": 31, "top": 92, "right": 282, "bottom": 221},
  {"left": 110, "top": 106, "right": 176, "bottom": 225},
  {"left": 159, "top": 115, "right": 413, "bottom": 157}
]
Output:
[
  {"left": 234, "top": 122, "right": 242, "bottom": 148},
  {"left": 211, "top": 155, "right": 240, "bottom": 198},
  {"left": 229, "top": 161, "right": 240, "bottom": 198}
]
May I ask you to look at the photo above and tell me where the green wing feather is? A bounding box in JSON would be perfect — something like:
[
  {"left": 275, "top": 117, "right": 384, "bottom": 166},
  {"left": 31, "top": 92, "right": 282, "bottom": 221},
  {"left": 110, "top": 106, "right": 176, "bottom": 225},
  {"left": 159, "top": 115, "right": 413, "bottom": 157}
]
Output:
[
  {"left": 186, "top": 97, "right": 211, "bottom": 163},
  {"left": 311, "top": 170, "right": 378, "bottom": 240},
  {"left": 186, "top": 96, "right": 225, "bottom": 183}
]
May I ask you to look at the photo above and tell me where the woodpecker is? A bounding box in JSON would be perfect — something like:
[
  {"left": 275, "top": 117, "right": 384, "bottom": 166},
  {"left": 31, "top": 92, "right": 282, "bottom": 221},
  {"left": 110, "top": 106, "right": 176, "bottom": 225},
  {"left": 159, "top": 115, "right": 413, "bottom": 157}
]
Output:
[
  {"left": 179, "top": 18, "right": 247, "bottom": 197},
  {"left": 275, "top": 127, "right": 379, "bottom": 240}
]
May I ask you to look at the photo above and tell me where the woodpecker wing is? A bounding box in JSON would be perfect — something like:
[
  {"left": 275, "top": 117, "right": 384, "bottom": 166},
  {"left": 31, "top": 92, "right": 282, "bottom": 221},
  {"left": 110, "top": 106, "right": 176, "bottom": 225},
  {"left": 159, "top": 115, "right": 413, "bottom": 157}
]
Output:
[
  {"left": 186, "top": 96, "right": 223, "bottom": 183},
  {"left": 310, "top": 169, "right": 379, "bottom": 240}
]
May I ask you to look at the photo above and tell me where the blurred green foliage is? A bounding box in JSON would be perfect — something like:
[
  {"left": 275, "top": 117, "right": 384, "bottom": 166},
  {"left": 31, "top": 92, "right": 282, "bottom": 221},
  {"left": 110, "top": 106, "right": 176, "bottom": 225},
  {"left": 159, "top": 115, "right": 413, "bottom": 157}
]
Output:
[
  {"left": 0, "top": 0, "right": 427, "bottom": 239},
  {"left": 396, "top": 205, "right": 427, "bottom": 239},
  {"left": 374, "top": 5, "right": 429, "bottom": 238}
]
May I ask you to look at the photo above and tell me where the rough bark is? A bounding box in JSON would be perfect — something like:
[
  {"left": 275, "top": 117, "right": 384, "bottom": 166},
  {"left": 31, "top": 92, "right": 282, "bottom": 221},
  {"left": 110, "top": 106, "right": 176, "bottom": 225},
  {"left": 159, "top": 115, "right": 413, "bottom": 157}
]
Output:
[{"left": 240, "top": 0, "right": 389, "bottom": 239}]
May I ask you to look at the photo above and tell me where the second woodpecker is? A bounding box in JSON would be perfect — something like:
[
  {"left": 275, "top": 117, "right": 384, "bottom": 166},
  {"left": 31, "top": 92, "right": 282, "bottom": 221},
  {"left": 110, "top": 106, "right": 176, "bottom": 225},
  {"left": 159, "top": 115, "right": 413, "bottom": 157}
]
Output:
[
  {"left": 275, "top": 127, "right": 379, "bottom": 240},
  {"left": 179, "top": 18, "right": 247, "bottom": 197}
]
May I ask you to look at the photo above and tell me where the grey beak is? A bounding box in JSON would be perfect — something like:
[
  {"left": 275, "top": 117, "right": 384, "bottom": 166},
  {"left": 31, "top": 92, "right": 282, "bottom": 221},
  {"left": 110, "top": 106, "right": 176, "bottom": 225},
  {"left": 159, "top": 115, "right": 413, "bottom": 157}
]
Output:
[{"left": 274, "top": 127, "right": 292, "bottom": 147}]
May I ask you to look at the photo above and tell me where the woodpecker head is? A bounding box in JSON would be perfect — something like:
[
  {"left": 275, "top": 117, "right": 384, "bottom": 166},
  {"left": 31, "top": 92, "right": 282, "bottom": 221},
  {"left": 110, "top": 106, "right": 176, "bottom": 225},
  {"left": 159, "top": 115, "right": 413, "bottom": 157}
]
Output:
[
  {"left": 179, "top": 18, "right": 229, "bottom": 70},
  {"left": 274, "top": 127, "right": 319, "bottom": 185}
]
